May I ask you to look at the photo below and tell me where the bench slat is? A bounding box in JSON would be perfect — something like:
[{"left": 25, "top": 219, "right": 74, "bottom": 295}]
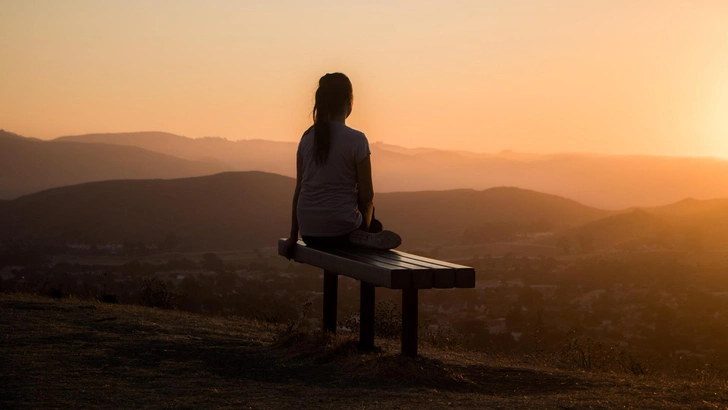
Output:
[
  {"left": 354, "top": 252, "right": 457, "bottom": 288},
  {"left": 329, "top": 248, "right": 435, "bottom": 289},
  {"left": 279, "top": 240, "right": 410, "bottom": 288},
  {"left": 326, "top": 249, "right": 432, "bottom": 288},
  {"left": 327, "top": 248, "right": 410, "bottom": 271},
  {"left": 353, "top": 249, "right": 450, "bottom": 270},
  {"left": 389, "top": 250, "right": 476, "bottom": 288},
  {"left": 455, "top": 270, "right": 476, "bottom": 288},
  {"left": 336, "top": 248, "right": 474, "bottom": 288},
  {"left": 389, "top": 250, "right": 473, "bottom": 270},
  {"left": 352, "top": 251, "right": 461, "bottom": 288},
  {"left": 332, "top": 248, "right": 441, "bottom": 272}
]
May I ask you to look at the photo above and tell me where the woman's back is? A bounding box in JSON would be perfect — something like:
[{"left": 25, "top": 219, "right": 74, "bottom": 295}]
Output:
[
  {"left": 296, "top": 122, "right": 370, "bottom": 237},
  {"left": 281, "top": 71, "right": 400, "bottom": 256}
]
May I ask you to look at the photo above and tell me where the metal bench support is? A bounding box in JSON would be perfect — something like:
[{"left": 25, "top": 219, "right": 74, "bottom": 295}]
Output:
[
  {"left": 323, "top": 270, "right": 338, "bottom": 333},
  {"left": 402, "top": 288, "right": 418, "bottom": 357},
  {"left": 359, "top": 281, "right": 375, "bottom": 350}
]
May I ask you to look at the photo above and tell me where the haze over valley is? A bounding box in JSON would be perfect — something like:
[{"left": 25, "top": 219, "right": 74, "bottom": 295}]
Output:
[{"left": 5, "top": 129, "right": 728, "bottom": 209}]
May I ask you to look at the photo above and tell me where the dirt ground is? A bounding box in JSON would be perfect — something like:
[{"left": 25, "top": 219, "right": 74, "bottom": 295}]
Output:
[{"left": 1, "top": 293, "right": 726, "bottom": 409}]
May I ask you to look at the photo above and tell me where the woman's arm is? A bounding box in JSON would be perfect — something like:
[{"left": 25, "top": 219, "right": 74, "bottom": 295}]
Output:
[
  {"left": 283, "top": 155, "right": 303, "bottom": 259},
  {"left": 356, "top": 155, "right": 374, "bottom": 231},
  {"left": 290, "top": 154, "right": 303, "bottom": 237}
]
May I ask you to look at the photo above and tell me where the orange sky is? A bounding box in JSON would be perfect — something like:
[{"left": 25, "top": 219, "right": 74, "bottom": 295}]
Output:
[{"left": 1, "top": 1, "right": 727, "bottom": 156}]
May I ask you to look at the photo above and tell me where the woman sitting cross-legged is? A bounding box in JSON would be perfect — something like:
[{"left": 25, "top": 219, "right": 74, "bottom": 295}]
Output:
[{"left": 282, "top": 72, "right": 401, "bottom": 258}]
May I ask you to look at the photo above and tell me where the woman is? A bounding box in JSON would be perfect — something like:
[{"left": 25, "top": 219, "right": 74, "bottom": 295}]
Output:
[{"left": 282, "top": 72, "right": 401, "bottom": 258}]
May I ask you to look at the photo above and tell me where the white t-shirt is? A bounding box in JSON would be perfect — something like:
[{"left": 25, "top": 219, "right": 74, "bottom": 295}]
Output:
[{"left": 296, "top": 122, "right": 371, "bottom": 237}]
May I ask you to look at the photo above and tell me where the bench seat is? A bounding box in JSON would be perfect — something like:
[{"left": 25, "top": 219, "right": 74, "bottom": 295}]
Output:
[{"left": 280, "top": 240, "right": 475, "bottom": 289}]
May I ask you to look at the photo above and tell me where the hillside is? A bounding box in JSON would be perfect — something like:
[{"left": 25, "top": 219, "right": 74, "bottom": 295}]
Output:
[
  {"left": 56, "top": 132, "right": 297, "bottom": 176},
  {"left": 549, "top": 202, "right": 728, "bottom": 252},
  {"left": 4, "top": 169, "right": 728, "bottom": 253},
  {"left": 0, "top": 172, "right": 612, "bottom": 250},
  {"left": 0, "top": 172, "right": 293, "bottom": 250},
  {"left": 0, "top": 129, "right": 41, "bottom": 141},
  {"left": 550, "top": 210, "right": 667, "bottom": 252},
  {"left": 2, "top": 294, "right": 724, "bottom": 409},
  {"left": 375, "top": 187, "right": 612, "bottom": 244},
  {"left": 0, "top": 131, "right": 230, "bottom": 199},
  {"left": 55, "top": 131, "right": 728, "bottom": 208}
]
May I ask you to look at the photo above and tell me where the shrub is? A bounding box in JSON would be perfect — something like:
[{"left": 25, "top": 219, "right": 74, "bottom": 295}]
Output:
[
  {"left": 556, "top": 333, "right": 646, "bottom": 376},
  {"left": 139, "top": 278, "right": 180, "bottom": 309},
  {"left": 49, "top": 288, "right": 66, "bottom": 299}
]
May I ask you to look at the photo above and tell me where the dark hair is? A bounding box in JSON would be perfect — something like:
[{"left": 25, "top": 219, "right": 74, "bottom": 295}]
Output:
[{"left": 309, "top": 72, "right": 353, "bottom": 165}]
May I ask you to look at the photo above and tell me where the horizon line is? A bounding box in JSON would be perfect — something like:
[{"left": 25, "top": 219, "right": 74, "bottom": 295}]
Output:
[{"left": 5, "top": 127, "right": 728, "bottom": 161}]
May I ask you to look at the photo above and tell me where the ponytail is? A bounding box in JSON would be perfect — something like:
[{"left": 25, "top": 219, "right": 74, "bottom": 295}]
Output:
[
  {"left": 310, "top": 73, "right": 353, "bottom": 166},
  {"left": 313, "top": 87, "right": 331, "bottom": 165}
]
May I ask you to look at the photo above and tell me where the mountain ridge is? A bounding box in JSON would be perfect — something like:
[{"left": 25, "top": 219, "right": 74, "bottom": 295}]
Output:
[
  {"left": 53, "top": 131, "right": 728, "bottom": 209},
  {"left": 0, "top": 171, "right": 614, "bottom": 250},
  {"left": 4, "top": 170, "right": 728, "bottom": 253},
  {"left": 0, "top": 131, "right": 231, "bottom": 199}
]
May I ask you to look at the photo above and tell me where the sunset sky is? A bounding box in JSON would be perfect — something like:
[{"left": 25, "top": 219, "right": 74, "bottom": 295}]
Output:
[{"left": 1, "top": 0, "right": 727, "bottom": 157}]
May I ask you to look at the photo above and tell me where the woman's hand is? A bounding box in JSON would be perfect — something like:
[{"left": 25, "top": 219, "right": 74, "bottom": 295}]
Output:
[{"left": 282, "top": 236, "right": 298, "bottom": 260}]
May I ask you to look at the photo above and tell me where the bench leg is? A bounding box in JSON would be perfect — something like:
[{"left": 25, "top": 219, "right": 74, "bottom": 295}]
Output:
[
  {"left": 359, "top": 281, "right": 375, "bottom": 350},
  {"left": 401, "top": 288, "right": 418, "bottom": 357},
  {"left": 323, "top": 270, "right": 338, "bottom": 333}
]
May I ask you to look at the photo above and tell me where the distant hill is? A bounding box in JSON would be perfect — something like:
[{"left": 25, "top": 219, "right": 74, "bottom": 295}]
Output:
[
  {"left": 0, "top": 172, "right": 613, "bottom": 250},
  {"left": 0, "top": 129, "right": 41, "bottom": 141},
  {"left": 56, "top": 131, "right": 728, "bottom": 209},
  {"left": 549, "top": 199, "right": 728, "bottom": 252},
  {"left": 549, "top": 210, "right": 667, "bottom": 252},
  {"left": 56, "top": 132, "right": 297, "bottom": 177},
  {"left": 0, "top": 172, "right": 293, "bottom": 251},
  {"left": 0, "top": 131, "right": 230, "bottom": 199},
  {"left": 648, "top": 197, "right": 728, "bottom": 217},
  {"left": 375, "top": 187, "right": 613, "bottom": 246}
]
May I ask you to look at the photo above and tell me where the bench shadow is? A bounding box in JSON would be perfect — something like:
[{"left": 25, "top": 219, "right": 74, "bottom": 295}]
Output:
[
  {"left": 89, "top": 324, "right": 596, "bottom": 397},
  {"left": 4, "top": 298, "right": 599, "bottom": 399},
  {"left": 285, "top": 338, "right": 595, "bottom": 396}
]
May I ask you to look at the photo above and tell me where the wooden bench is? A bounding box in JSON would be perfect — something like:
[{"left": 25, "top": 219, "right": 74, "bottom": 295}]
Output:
[{"left": 277, "top": 239, "right": 476, "bottom": 357}]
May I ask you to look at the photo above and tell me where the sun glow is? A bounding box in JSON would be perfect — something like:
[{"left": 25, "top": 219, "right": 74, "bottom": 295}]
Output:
[
  {"left": 1, "top": 1, "right": 727, "bottom": 157},
  {"left": 704, "top": 78, "right": 728, "bottom": 158}
]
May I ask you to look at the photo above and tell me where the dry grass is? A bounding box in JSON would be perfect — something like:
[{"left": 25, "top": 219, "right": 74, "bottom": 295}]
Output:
[{"left": 1, "top": 293, "right": 727, "bottom": 409}]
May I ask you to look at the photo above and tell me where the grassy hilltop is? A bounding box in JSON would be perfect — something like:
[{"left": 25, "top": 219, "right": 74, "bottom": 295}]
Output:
[{"left": 2, "top": 293, "right": 726, "bottom": 409}]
